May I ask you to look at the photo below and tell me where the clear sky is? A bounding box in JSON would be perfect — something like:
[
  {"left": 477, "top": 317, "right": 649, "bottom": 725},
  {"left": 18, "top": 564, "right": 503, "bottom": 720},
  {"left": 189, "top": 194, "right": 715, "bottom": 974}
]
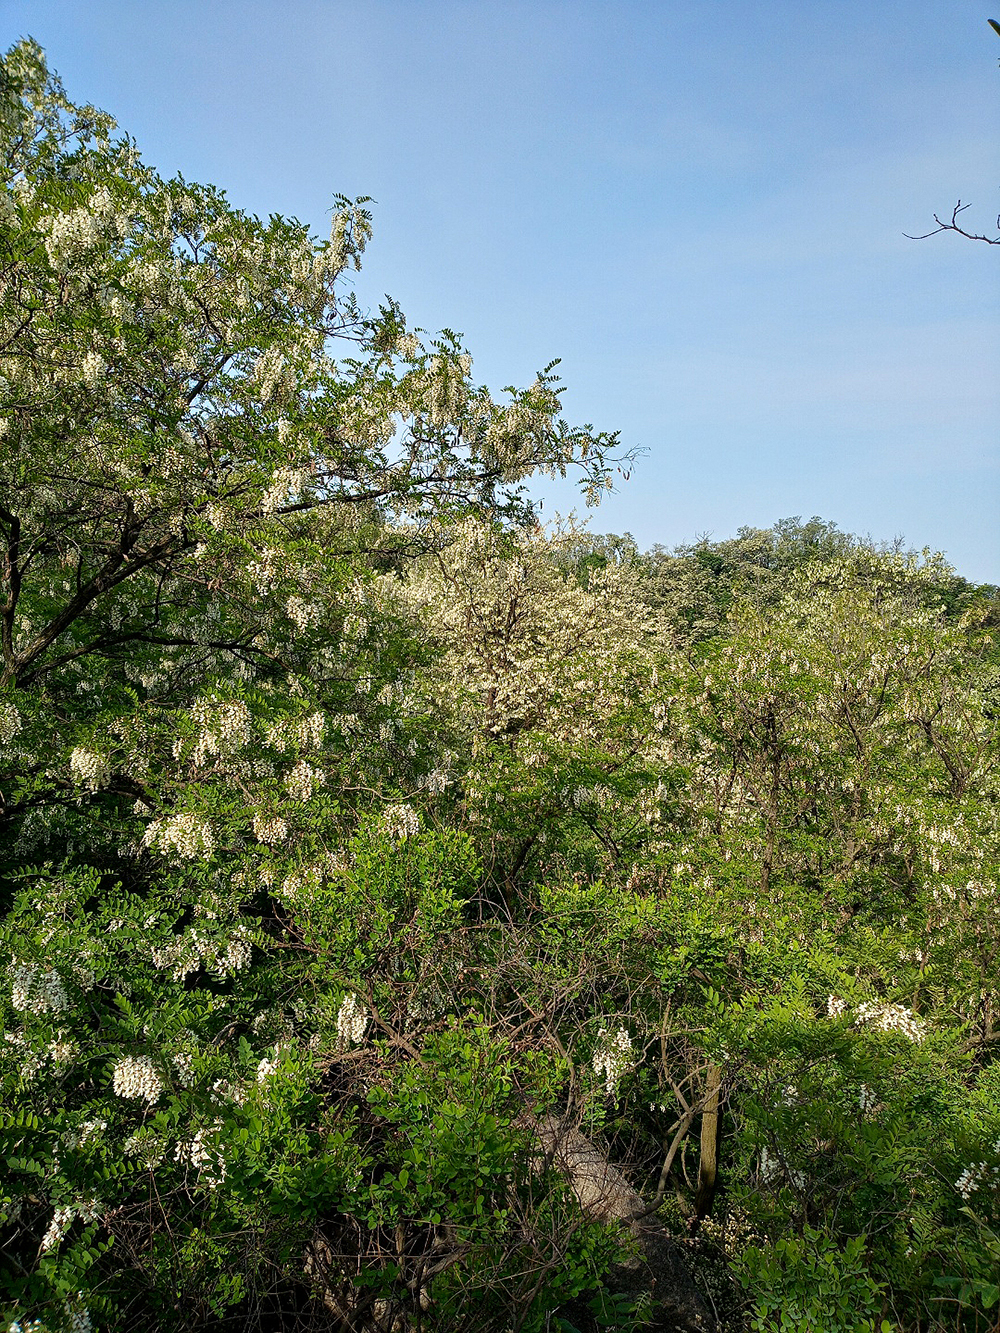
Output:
[{"left": 3, "top": 0, "right": 998, "bottom": 579}]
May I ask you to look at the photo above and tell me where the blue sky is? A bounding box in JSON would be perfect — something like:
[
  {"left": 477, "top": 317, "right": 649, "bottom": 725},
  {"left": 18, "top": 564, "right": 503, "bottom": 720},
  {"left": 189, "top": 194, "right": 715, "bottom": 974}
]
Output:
[{"left": 4, "top": 0, "right": 998, "bottom": 579}]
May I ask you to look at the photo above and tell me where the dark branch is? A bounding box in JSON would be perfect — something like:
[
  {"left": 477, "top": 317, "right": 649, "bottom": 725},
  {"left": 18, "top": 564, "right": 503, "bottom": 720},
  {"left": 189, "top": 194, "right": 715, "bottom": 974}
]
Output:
[{"left": 905, "top": 200, "right": 1000, "bottom": 245}]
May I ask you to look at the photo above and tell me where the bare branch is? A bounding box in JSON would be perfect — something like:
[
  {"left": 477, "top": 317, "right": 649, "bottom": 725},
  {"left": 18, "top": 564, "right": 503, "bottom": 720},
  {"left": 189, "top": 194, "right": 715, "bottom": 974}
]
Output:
[{"left": 904, "top": 200, "right": 1000, "bottom": 244}]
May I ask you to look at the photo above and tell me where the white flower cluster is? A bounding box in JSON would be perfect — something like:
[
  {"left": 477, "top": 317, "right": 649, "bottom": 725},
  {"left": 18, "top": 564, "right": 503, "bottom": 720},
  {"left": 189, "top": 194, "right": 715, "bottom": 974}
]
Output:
[
  {"left": 255, "top": 355, "right": 296, "bottom": 413},
  {"left": 150, "top": 924, "right": 253, "bottom": 982},
  {"left": 286, "top": 595, "right": 322, "bottom": 631},
  {"left": 189, "top": 698, "right": 252, "bottom": 767},
  {"left": 256, "top": 1054, "right": 280, "bottom": 1082},
  {"left": 69, "top": 747, "right": 111, "bottom": 791},
  {"left": 572, "top": 784, "right": 615, "bottom": 811},
  {"left": 64, "top": 1301, "right": 92, "bottom": 1333},
  {"left": 826, "top": 995, "right": 847, "bottom": 1018},
  {"left": 40, "top": 1203, "right": 75, "bottom": 1252},
  {"left": 266, "top": 710, "right": 326, "bottom": 752},
  {"left": 72, "top": 960, "right": 95, "bottom": 991},
  {"left": 855, "top": 1001, "right": 926, "bottom": 1044},
  {"left": 175, "top": 1122, "right": 226, "bottom": 1189},
  {"left": 48, "top": 1030, "right": 77, "bottom": 1064},
  {"left": 253, "top": 812, "right": 288, "bottom": 845},
  {"left": 302, "top": 710, "right": 328, "bottom": 746},
  {"left": 638, "top": 782, "right": 669, "bottom": 825},
  {"left": 225, "top": 926, "right": 254, "bottom": 971},
  {"left": 172, "top": 1050, "right": 196, "bottom": 1087},
  {"left": 285, "top": 759, "right": 324, "bottom": 802},
  {"left": 337, "top": 992, "right": 369, "bottom": 1048},
  {"left": 10, "top": 963, "right": 69, "bottom": 1014},
  {"left": 149, "top": 935, "right": 200, "bottom": 983},
  {"left": 40, "top": 1197, "right": 100, "bottom": 1253},
  {"left": 43, "top": 198, "right": 107, "bottom": 269},
  {"left": 122, "top": 1128, "right": 166, "bottom": 1169},
  {"left": 211, "top": 1077, "right": 248, "bottom": 1106},
  {"left": 62, "top": 1119, "right": 106, "bottom": 1151},
  {"left": 247, "top": 547, "right": 282, "bottom": 594},
  {"left": 0, "top": 701, "right": 23, "bottom": 746},
  {"left": 142, "top": 811, "right": 215, "bottom": 860},
  {"left": 956, "top": 1146, "right": 1000, "bottom": 1201},
  {"left": 760, "top": 1146, "right": 806, "bottom": 1190},
  {"left": 421, "top": 352, "right": 470, "bottom": 427},
  {"left": 397, "top": 331, "right": 421, "bottom": 359},
  {"left": 592, "top": 1026, "right": 635, "bottom": 1098},
  {"left": 81, "top": 349, "right": 105, "bottom": 387},
  {"left": 112, "top": 1055, "right": 163, "bottom": 1104},
  {"left": 278, "top": 860, "right": 327, "bottom": 904},
  {"left": 381, "top": 803, "right": 420, "bottom": 841},
  {"left": 3, "top": 1029, "right": 43, "bottom": 1082}
]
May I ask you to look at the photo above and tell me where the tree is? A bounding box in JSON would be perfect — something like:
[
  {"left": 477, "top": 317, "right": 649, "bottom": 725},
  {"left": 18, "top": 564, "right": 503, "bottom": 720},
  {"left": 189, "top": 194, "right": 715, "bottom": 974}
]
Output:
[
  {"left": 0, "top": 38, "right": 638, "bottom": 1333},
  {"left": 0, "top": 37, "right": 625, "bottom": 694}
]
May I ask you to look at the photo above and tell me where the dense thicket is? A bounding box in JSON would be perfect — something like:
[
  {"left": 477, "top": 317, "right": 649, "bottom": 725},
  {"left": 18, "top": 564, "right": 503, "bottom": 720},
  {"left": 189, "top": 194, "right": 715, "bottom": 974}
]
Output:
[{"left": 2, "top": 40, "right": 999, "bottom": 1333}]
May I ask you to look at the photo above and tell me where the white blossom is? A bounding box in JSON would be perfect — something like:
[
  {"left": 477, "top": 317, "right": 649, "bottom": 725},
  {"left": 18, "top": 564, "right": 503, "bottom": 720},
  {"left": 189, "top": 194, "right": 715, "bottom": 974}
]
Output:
[
  {"left": 175, "top": 1121, "right": 225, "bottom": 1188},
  {"left": 759, "top": 1146, "right": 807, "bottom": 1190},
  {"left": 151, "top": 924, "right": 253, "bottom": 981},
  {"left": 122, "top": 1128, "right": 166, "bottom": 1169},
  {"left": 381, "top": 803, "right": 420, "bottom": 841},
  {"left": 40, "top": 1198, "right": 100, "bottom": 1254},
  {"left": 63, "top": 1299, "right": 92, "bottom": 1333},
  {"left": 40, "top": 1204, "right": 75, "bottom": 1252},
  {"left": 253, "top": 812, "right": 288, "bottom": 845},
  {"left": 43, "top": 203, "right": 103, "bottom": 269},
  {"left": 592, "top": 1026, "right": 634, "bottom": 1098},
  {"left": 189, "top": 698, "right": 252, "bottom": 767},
  {"left": 112, "top": 1054, "right": 163, "bottom": 1104},
  {"left": 47, "top": 1031, "right": 77, "bottom": 1064},
  {"left": 81, "top": 349, "right": 105, "bottom": 386},
  {"left": 10, "top": 963, "right": 68, "bottom": 1014},
  {"left": 62, "top": 1119, "right": 106, "bottom": 1151},
  {"left": 285, "top": 759, "right": 323, "bottom": 802},
  {"left": 225, "top": 925, "right": 253, "bottom": 971},
  {"left": 172, "top": 1050, "right": 196, "bottom": 1087},
  {"left": 0, "top": 702, "right": 23, "bottom": 746},
  {"left": 337, "top": 992, "right": 369, "bottom": 1048},
  {"left": 956, "top": 1154, "right": 1000, "bottom": 1201},
  {"left": 855, "top": 1001, "right": 926, "bottom": 1044},
  {"left": 142, "top": 811, "right": 215, "bottom": 859},
  {"left": 69, "top": 747, "right": 111, "bottom": 791},
  {"left": 286, "top": 595, "right": 321, "bottom": 631},
  {"left": 265, "top": 710, "right": 325, "bottom": 752}
]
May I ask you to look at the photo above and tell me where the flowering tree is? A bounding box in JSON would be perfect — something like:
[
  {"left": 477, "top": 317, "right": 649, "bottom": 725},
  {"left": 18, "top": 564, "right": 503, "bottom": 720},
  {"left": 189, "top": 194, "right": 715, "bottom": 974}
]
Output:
[
  {"left": 0, "top": 35, "right": 624, "bottom": 700},
  {"left": 0, "top": 38, "right": 634, "bottom": 1333}
]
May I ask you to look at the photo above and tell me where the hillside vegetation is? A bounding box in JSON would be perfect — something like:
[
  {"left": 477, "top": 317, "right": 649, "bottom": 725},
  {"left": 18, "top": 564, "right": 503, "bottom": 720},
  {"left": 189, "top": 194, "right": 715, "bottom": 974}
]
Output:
[{"left": 2, "top": 40, "right": 999, "bottom": 1333}]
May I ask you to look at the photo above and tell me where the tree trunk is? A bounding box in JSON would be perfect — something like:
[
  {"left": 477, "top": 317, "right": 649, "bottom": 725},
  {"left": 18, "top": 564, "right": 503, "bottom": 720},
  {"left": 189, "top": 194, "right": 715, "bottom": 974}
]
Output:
[{"left": 693, "top": 1064, "right": 722, "bottom": 1227}]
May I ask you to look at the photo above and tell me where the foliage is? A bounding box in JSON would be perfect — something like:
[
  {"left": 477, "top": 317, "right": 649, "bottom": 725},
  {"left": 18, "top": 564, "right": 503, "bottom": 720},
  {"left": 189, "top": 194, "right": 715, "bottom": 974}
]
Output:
[
  {"left": 737, "top": 1227, "right": 890, "bottom": 1333},
  {"left": 2, "top": 38, "right": 1000, "bottom": 1333}
]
